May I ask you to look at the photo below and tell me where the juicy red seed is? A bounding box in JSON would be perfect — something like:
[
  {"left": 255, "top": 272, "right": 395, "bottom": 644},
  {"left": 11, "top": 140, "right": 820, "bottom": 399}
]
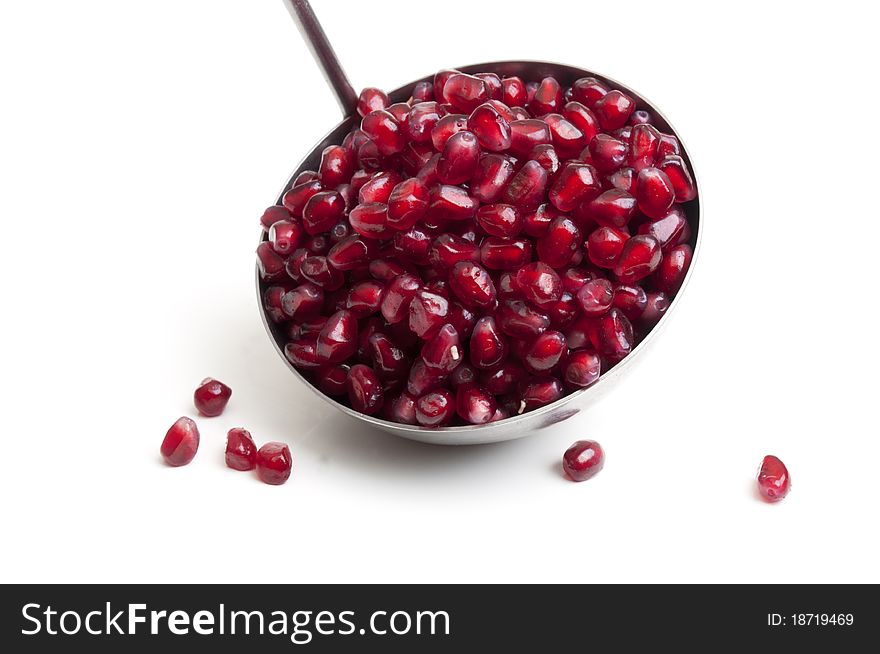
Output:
[
  {"left": 456, "top": 384, "right": 498, "bottom": 424},
  {"left": 381, "top": 273, "right": 421, "bottom": 324},
  {"left": 641, "top": 291, "right": 670, "bottom": 327},
  {"left": 570, "top": 77, "right": 609, "bottom": 108},
  {"left": 562, "top": 102, "right": 599, "bottom": 143},
  {"left": 421, "top": 324, "right": 463, "bottom": 372},
  {"left": 225, "top": 428, "right": 257, "bottom": 471},
  {"left": 497, "top": 300, "right": 551, "bottom": 339},
  {"left": 480, "top": 362, "right": 525, "bottom": 395},
  {"left": 437, "top": 130, "right": 481, "bottom": 184},
  {"left": 576, "top": 278, "right": 615, "bottom": 316},
  {"left": 564, "top": 350, "right": 601, "bottom": 388},
  {"left": 637, "top": 206, "right": 690, "bottom": 252},
  {"left": 359, "top": 171, "right": 402, "bottom": 204},
  {"left": 521, "top": 377, "right": 564, "bottom": 410},
  {"left": 635, "top": 167, "right": 675, "bottom": 219},
  {"left": 393, "top": 226, "right": 432, "bottom": 264},
  {"left": 384, "top": 392, "right": 418, "bottom": 424},
  {"left": 160, "top": 417, "right": 200, "bottom": 467},
  {"left": 317, "top": 364, "right": 350, "bottom": 395},
  {"left": 346, "top": 280, "right": 385, "bottom": 318},
  {"left": 516, "top": 261, "right": 562, "bottom": 306},
  {"left": 524, "top": 330, "right": 567, "bottom": 373},
  {"left": 349, "top": 202, "right": 394, "bottom": 240},
  {"left": 409, "top": 290, "right": 450, "bottom": 338},
  {"left": 347, "top": 364, "right": 384, "bottom": 414},
  {"left": 537, "top": 216, "right": 582, "bottom": 268},
  {"left": 261, "top": 205, "right": 293, "bottom": 231},
  {"left": 406, "top": 101, "right": 441, "bottom": 143},
  {"left": 560, "top": 267, "right": 595, "bottom": 293},
  {"left": 193, "top": 377, "right": 232, "bottom": 417},
  {"left": 357, "top": 140, "right": 385, "bottom": 170},
  {"left": 327, "top": 235, "right": 376, "bottom": 271},
  {"left": 319, "top": 145, "right": 353, "bottom": 187},
  {"left": 587, "top": 226, "right": 629, "bottom": 269},
  {"left": 480, "top": 236, "right": 532, "bottom": 270},
  {"left": 387, "top": 178, "right": 430, "bottom": 230},
  {"left": 593, "top": 308, "right": 634, "bottom": 359},
  {"left": 316, "top": 309, "right": 358, "bottom": 363},
  {"left": 757, "top": 455, "right": 791, "bottom": 502},
  {"left": 434, "top": 69, "right": 461, "bottom": 103},
  {"left": 530, "top": 144, "right": 561, "bottom": 179},
  {"left": 476, "top": 203, "right": 522, "bottom": 237},
  {"left": 522, "top": 203, "right": 562, "bottom": 238},
  {"left": 549, "top": 162, "right": 601, "bottom": 212},
  {"left": 361, "top": 110, "right": 405, "bottom": 155},
  {"left": 300, "top": 255, "right": 344, "bottom": 290},
  {"left": 563, "top": 440, "right": 605, "bottom": 481},
  {"left": 544, "top": 113, "right": 586, "bottom": 158},
  {"left": 613, "top": 235, "right": 662, "bottom": 284},
  {"left": 470, "top": 316, "right": 507, "bottom": 369},
  {"left": 256, "top": 242, "right": 285, "bottom": 281},
  {"left": 443, "top": 73, "right": 489, "bottom": 112},
  {"left": 629, "top": 110, "right": 651, "bottom": 125},
  {"left": 589, "top": 134, "right": 629, "bottom": 172},
  {"left": 594, "top": 90, "right": 635, "bottom": 130},
  {"left": 508, "top": 119, "right": 552, "bottom": 157},
  {"left": 330, "top": 220, "right": 351, "bottom": 243},
  {"left": 282, "top": 179, "right": 323, "bottom": 217},
  {"left": 430, "top": 113, "right": 469, "bottom": 151},
  {"left": 284, "top": 338, "right": 323, "bottom": 369},
  {"left": 406, "top": 359, "right": 447, "bottom": 396},
  {"left": 606, "top": 167, "right": 636, "bottom": 193},
  {"left": 357, "top": 87, "right": 389, "bottom": 117},
  {"left": 369, "top": 258, "right": 406, "bottom": 281},
  {"left": 628, "top": 124, "right": 660, "bottom": 171},
  {"left": 369, "top": 333, "right": 408, "bottom": 380},
  {"left": 612, "top": 284, "right": 648, "bottom": 320},
  {"left": 450, "top": 362, "right": 477, "bottom": 388},
  {"left": 546, "top": 291, "right": 579, "bottom": 328},
  {"left": 476, "top": 73, "right": 503, "bottom": 100},
  {"left": 468, "top": 103, "right": 512, "bottom": 152},
  {"left": 658, "top": 155, "right": 697, "bottom": 202},
  {"left": 657, "top": 133, "right": 681, "bottom": 157},
  {"left": 263, "top": 286, "right": 287, "bottom": 323},
  {"left": 411, "top": 81, "right": 434, "bottom": 102},
  {"left": 588, "top": 189, "right": 637, "bottom": 228},
  {"left": 449, "top": 261, "right": 497, "bottom": 309},
  {"left": 387, "top": 102, "right": 410, "bottom": 123},
  {"left": 302, "top": 190, "right": 345, "bottom": 235},
  {"left": 564, "top": 316, "right": 594, "bottom": 349},
  {"left": 503, "top": 159, "right": 549, "bottom": 210},
  {"left": 428, "top": 233, "right": 480, "bottom": 269},
  {"left": 471, "top": 154, "right": 517, "bottom": 203},
  {"left": 502, "top": 76, "right": 528, "bottom": 107},
  {"left": 255, "top": 442, "right": 292, "bottom": 485},
  {"left": 415, "top": 389, "right": 456, "bottom": 427},
  {"left": 427, "top": 185, "right": 478, "bottom": 221},
  {"left": 655, "top": 244, "right": 692, "bottom": 294},
  {"left": 529, "top": 77, "right": 563, "bottom": 116},
  {"left": 306, "top": 234, "right": 330, "bottom": 255}
]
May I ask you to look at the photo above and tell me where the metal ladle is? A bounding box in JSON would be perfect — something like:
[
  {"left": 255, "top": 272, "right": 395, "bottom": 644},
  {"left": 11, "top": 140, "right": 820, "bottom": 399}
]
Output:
[{"left": 258, "top": 0, "right": 702, "bottom": 445}]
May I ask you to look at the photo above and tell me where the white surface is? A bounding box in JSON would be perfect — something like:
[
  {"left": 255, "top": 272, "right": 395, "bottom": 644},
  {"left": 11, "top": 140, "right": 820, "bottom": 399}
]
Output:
[{"left": 1, "top": 0, "right": 878, "bottom": 584}]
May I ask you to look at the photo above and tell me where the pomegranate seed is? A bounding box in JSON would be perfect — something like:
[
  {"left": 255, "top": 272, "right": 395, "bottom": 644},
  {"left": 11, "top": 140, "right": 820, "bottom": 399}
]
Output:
[
  {"left": 381, "top": 273, "right": 421, "bottom": 324},
  {"left": 449, "top": 260, "right": 497, "bottom": 309},
  {"left": 467, "top": 102, "right": 512, "bottom": 152},
  {"left": 300, "top": 255, "right": 344, "bottom": 290},
  {"left": 263, "top": 286, "right": 287, "bottom": 323},
  {"left": 302, "top": 190, "right": 345, "bottom": 235},
  {"left": 282, "top": 179, "right": 323, "bottom": 217},
  {"left": 450, "top": 362, "right": 477, "bottom": 388},
  {"left": 587, "top": 225, "right": 629, "bottom": 269},
  {"left": 480, "top": 361, "right": 525, "bottom": 395},
  {"left": 411, "top": 81, "right": 434, "bottom": 102},
  {"left": 406, "top": 101, "right": 441, "bottom": 144},
  {"left": 430, "top": 113, "right": 468, "bottom": 151},
  {"left": 443, "top": 73, "right": 489, "bottom": 112},
  {"left": 529, "top": 77, "right": 563, "bottom": 116},
  {"left": 261, "top": 205, "right": 292, "bottom": 231},
  {"left": 284, "top": 339, "right": 323, "bottom": 369},
  {"left": 369, "top": 258, "right": 406, "bottom": 281},
  {"left": 224, "top": 428, "right": 258, "bottom": 471},
  {"left": 521, "top": 377, "right": 563, "bottom": 410},
  {"left": 469, "top": 316, "right": 507, "bottom": 369},
  {"left": 319, "top": 145, "right": 353, "bottom": 188},
  {"left": 415, "top": 388, "right": 456, "bottom": 427},
  {"left": 593, "top": 308, "right": 634, "bottom": 359},
  {"left": 522, "top": 203, "right": 561, "bottom": 238},
  {"left": 530, "top": 143, "right": 562, "bottom": 180},
  {"left": 347, "top": 364, "right": 384, "bottom": 415},
  {"left": 576, "top": 278, "right": 614, "bottom": 316},
  {"left": 563, "top": 440, "right": 605, "bottom": 481},
  {"left": 570, "top": 77, "right": 609, "bottom": 108},
  {"left": 471, "top": 153, "right": 517, "bottom": 203},
  {"left": 523, "top": 330, "right": 567, "bottom": 373},
  {"left": 657, "top": 155, "right": 697, "bottom": 202},
  {"left": 549, "top": 162, "right": 601, "bottom": 212},
  {"left": 387, "top": 178, "right": 430, "bottom": 230},
  {"left": 193, "top": 377, "right": 232, "bottom": 417},
  {"left": 657, "top": 133, "right": 681, "bottom": 158},
  {"left": 384, "top": 392, "right": 418, "bottom": 424},
  {"left": 563, "top": 102, "right": 599, "bottom": 142},
  {"left": 757, "top": 455, "right": 791, "bottom": 502},
  {"left": 613, "top": 235, "right": 662, "bottom": 283},
  {"left": 544, "top": 113, "right": 586, "bottom": 158},
  {"left": 508, "top": 119, "right": 552, "bottom": 157},
  {"left": 349, "top": 202, "right": 394, "bottom": 240},
  {"left": 369, "top": 333, "right": 409, "bottom": 380},
  {"left": 421, "top": 324, "right": 463, "bottom": 372},
  {"left": 635, "top": 167, "right": 675, "bottom": 219},
  {"left": 160, "top": 417, "right": 200, "bottom": 467},
  {"left": 594, "top": 90, "right": 635, "bottom": 130},
  {"left": 327, "top": 235, "right": 376, "bottom": 271},
  {"left": 501, "top": 76, "right": 528, "bottom": 107},
  {"left": 641, "top": 291, "right": 670, "bottom": 327},
  {"left": 606, "top": 167, "right": 636, "bottom": 193},
  {"left": 516, "top": 262, "right": 562, "bottom": 306},
  {"left": 346, "top": 280, "right": 385, "bottom": 318},
  {"left": 358, "top": 171, "right": 401, "bottom": 204},
  {"left": 456, "top": 384, "right": 498, "bottom": 424},
  {"left": 563, "top": 350, "right": 601, "bottom": 388},
  {"left": 537, "top": 216, "right": 582, "bottom": 268},
  {"left": 588, "top": 189, "right": 637, "bottom": 228},
  {"left": 393, "top": 226, "right": 432, "bottom": 264},
  {"left": 497, "top": 300, "right": 551, "bottom": 339},
  {"left": 654, "top": 244, "right": 692, "bottom": 294},
  {"left": 476, "top": 73, "right": 502, "bottom": 100},
  {"left": 589, "top": 134, "right": 629, "bottom": 172},
  {"left": 427, "top": 184, "right": 478, "bottom": 221},
  {"left": 406, "top": 359, "right": 447, "bottom": 396},
  {"left": 438, "top": 130, "right": 481, "bottom": 184},
  {"left": 255, "top": 442, "right": 292, "bottom": 485},
  {"left": 612, "top": 284, "right": 648, "bottom": 320},
  {"left": 316, "top": 309, "right": 358, "bottom": 363},
  {"left": 503, "top": 160, "right": 549, "bottom": 210},
  {"left": 361, "top": 110, "right": 405, "bottom": 155},
  {"left": 330, "top": 220, "right": 351, "bottom": 243},
  {"left": 480, "top": 236, "right": 532, "bottom": 270},
  {"left": 628, "top": 124, "right": 660, "bottom": 172},
  {"left": 317, "top": 364, "right": 349, "bottom": 395},
  {"left": 357, "top": 87, "right": 389, "bottom": 117},
  {"left": 629, "top": 109, "right": 651, "bottom": 125},
  {"left": 256, "top": 242, "right": 285, "bottom": 281},
  {"left": 434, "top": 69, "right": 461, "bottom": 103},
  {"left": 637, "top": 206, "right": 691, "bottom": 252},
  {"left": 475, "top": 203, "right": 522, "bottom": 237},
  {"left": 409, "top": 289, "right": 449, "bottom": 338},
  {"left": 428, "top": 233, "right": 480, "bottom": 270}
]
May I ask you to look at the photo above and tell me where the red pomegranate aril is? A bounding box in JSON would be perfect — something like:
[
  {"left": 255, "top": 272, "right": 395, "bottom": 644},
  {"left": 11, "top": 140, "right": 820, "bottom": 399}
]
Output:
[
  {"left": 386, "top": 102, "right": 410, "bottom": 124},
  {"left": 589, "top": 134, "right": 629, "bottom": 172},
  {"left": 357, "top": 139, "right": 385, "bottom": 170},
  {"left": 658, "top": 155, "right": 697, "bottom": 203},
  {"left": 570, "top": 77, "right": 609, "bottom": 108},
  {"left": 522, "top": 203, "right": 562, "bottom": 238},
  {"left": 450, "top": 362, "right": 477, "bottom": 388},
  {"left": 757, "top": 455, "right": 791, "bottom": 502},
  {"left": 415, "top": 388, "right": 455, "bottom": 427},
  {"left": 544, "top": 113, "right": 586, "bottom": 158},
  {"left": 282, "top": 179, "right": 323, "bottom": 217},
  {"left": 361, "top": 110, "right": 405, "bottom": 155},
  {"left": 317, "top": 364, "right": 350, "bottom": 396},
  {"left": 612, "top": 284, "right": 648, "bottom": 320},
  {"left": 562, "top": 102, "right": 599, "bottom": 143},
  {"left": 255, "top": 442, "right": 292, "bottom": 485},
  {"left": 629, "top": 109, "right": 651, "bottom": 125},
  {"left": 267, "top": 220, "right": 302, "bottom": 256},
  {"left": 657, "top": 133, "right": 681, "bottom": 158},
  {"left": 613, "top": 235, "right": 662, "bottom": 284},
  {"left": 433, "top": 69, "right": 461, "bottom": 103},
  {"left": 501, "top": 76, "right": 528, "bottom": 107},
  {"left": 315, "top": 309, "right": 358, "bottom": 363},
  {"left": 263, "top": 286, "right": 287, "bottom": 323},
  {"left": 528, "top": 77, "right": 563, "bottom": 116},
  {"left": 508, "top": 119, "right": 552, "bottom": 157},
  {"left": 409, "top": 289, "right": 449, "bottom": 339},
  {"left": 523, "top": 330, "right": 567, "bottom": 373},
  {"left": 594, "top": 90, "right": 636, "bottom": 130},
  {"left": 444, "top": 73, "right": 489, "bottom": 113},
  {"left": 421, "top": 324, "right": 463, "bottom": 372},
  {"left": 469, "top": 316, "right": 507, "bottom": 369},
  {"left": 381, "top": 273, "right": 421, "bottom": 324},
  {"left": 348, "top": 202, "right": 393, "bottom": 240},
  {"left": 327, "top": 235, "right": 375, "bottom": 271},
  {"left": 193, "top": 377, "right": 232, "bottom": 417},
  {"left": 640, "top": 291, "right": 670, "bottom": 327},
  {"left": 369, "top": 333, "right": 408, "bottom": 380},
  {"left": 537, "top": 216, "right": 582, "bottom": 269},
  {"left": 430, "top": 113, "right": 469, "bottom": 151},
  {"left": 305, "top": 234, "right": 330, "bottom": 256},
  {"left": 475, "top": 72, "right": 502, "bottom": 100},
  {"left": 427, "top": 184, "right": 478, "bottom": 221},
  {"left": 225, "top": 428, "right": 257, "bottom": 471},
  {"left": 330, "top": 220, "right": 351, "bottom": 243},
  {"left": 300, "top": 255, "right": 344, "bottom": 290},
  {"left": 346, "top": 280, "right": 385, "bottom": 318},
  {"left": 358, "top": 171, "right": 401, "bottom": 204},
  {"left": 369, "top": 258, "right": 406, "bottom": 282},
  {"left": 480, "top": 236, "right": 532, "bottom": 270},
  {"left": 437, "top": 130, "right": 481, "bottom": 184},
  {"left": 497, "top": 300, "right": 551, "bottom": 338},
  {"left": 549, "top": 162, "right": 601, "bottom": 212},
  {"left": 456, "top": 384, "right": 497, "bottom": 424},
  {"left": 293, "top": 169, "right": 321, "bottom": 186},
  {"left": 654, "top": 244, "right": 692, "bottom": 294},
  {"left": 386, "top": 178, "right": 430, "bottom": 230},
  {"left": 546, "top": 291, "right": 579, "bottom": 328},
  {"left": 559, "top": 267, "right": 595, "bottom": 293},
  {"left": 475, "top": 203, "right": 522, "bottom": 237},
  {"left": 357, "top": 87, "right": 389, "bottom": 117},
  {"left": 347, "top": 363, "right": 384, "bottom": 415},
  {"left": 521, "top": 377, "right": 563, "bottom": 410},
  {"left": 467, "top": 102, "right": 512, "bottom": 152},
  {"left": 161, "top": 417, "right": 200, "bottom": 467},
  {"left": 471, "top": 154, "right": 516, "bottom": 203},
  {"left": 588, "top": 189, "right": 637, "bottom": 228},
  {"left": 576, "top": 278, "right": 614, "bottom": 316},
  {"left": 393, "top": 226, "right": 432, "bottom": 264},
  {"left": 628, "top": 124, "right": 660, "bottom": 172},
  {"left": 260, "top": 205, "right": 292, "bottom": 231},
  {"left": 606, "top": 167, "right": 636, "bottom": 193},
  {"left": 412, "top": 81, "right": 434, "bottom": 102},
  {"left": 503, "top": 160, "right": 549, "bottom": 210},
  {"left": 284, "top": 338, "right": 323, "bottom": 369},
  {"left": 516, "top": 261, "right": 562, "bottom": 306},
  {"left": 256, "top": 242, "right": 285, "bottom": 281},
  {"left": 406, "top": 101, "right": 441, "bottom": 144},
  {"left": 428, "top": 233, "right": 480, "bottom": 270},
  {"left": 319, "top": 145, "right": 353, "bottom": 188},
  {"left": 479, "top": 361, "right": 524, "bottom": 395},
  {"left": 563, "top": 440, "right": 605, "bottom": 481},
  {"left": 637, "top": 206, "right": 690, "bottom": 252},
  {"left": 302, "top": 190, "right": 345, "bottom": 235},
  {"left": 405, "top": 359, "right": 446, "bottom": 397},
  {"left": 384, "top": 392, "right": 418, "bottom": 424},
  {"left": 587, "top": 225, "right": 629, "bottom": 269},
  {"left": 449, "top": 261, "right": 497, "bottom": 309},
  {"left": 635, "top": 167, "right": 675, "bottom": 219},
  {"left": 563, "top": 350, "right": 601, "bottom": 388},
  {"left": 530, "top": 143, "right": 562, "bottom": 180},
  {"left": 593, "top": 308, "right": 634, "bottom": 359}
]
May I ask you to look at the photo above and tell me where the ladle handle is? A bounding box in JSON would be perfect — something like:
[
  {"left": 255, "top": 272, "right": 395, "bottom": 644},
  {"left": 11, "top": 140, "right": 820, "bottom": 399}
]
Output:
[{"left": 283, "top": 0, "right": 358, "bottom": 115}]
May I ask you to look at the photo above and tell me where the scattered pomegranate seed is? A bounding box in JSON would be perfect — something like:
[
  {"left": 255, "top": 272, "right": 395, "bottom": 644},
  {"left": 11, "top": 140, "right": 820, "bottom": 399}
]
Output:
[
  {"left": 757, "top": 455, "right": 791, "bottom": 502},
  {"left": 160, "top": 417, "right": 200, "bottom": 467},
  {"left": 562, "top": 440, "right": 605, "bottom": 481},
  {"left": 193, "top": 377, "right": 232, "bottom": 417},
  {"left": 225, "top": 428, "right": 257, "bottom": 471},
  {"left": 255, "top": 442, "right": 292, "bottom": 485}
]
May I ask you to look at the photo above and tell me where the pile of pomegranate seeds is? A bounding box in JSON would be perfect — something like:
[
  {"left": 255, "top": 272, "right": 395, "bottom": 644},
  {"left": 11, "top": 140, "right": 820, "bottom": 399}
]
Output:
[
  {"left": 258, "top": 69, "right": 697, "bottom": 427},
  {"left": 757, "top": 455, "right": 790, "bottom": 502}
]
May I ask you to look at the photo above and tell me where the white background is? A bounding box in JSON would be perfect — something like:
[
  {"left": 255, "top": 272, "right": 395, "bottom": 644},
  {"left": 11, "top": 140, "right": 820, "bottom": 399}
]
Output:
[{"left": 1, "top": 0, "right": 878, "bottom": 584}]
